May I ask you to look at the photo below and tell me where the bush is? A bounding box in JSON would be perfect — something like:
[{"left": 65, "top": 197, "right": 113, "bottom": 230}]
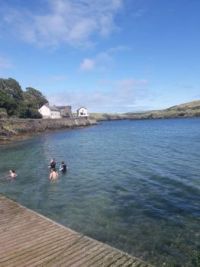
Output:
[
  {"left": 0, "top": 108, "right": 8, "bottom": 118},
  {"left": 18, "top": 105, "right": 42, "bottom": 119}
]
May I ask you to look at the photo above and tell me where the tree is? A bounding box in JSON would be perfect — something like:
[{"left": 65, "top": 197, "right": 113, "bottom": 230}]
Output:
[
  {"left": 0, "top": 78, "right": 48, "bottom": 118},
  {"left": 0, "top": 78, "right": 23, "bottom": 115},
  {"left": 23, "top": 87, "right": 48, "bottom": 109},
  {"left": 18, "top": 104, "right": 42, "bottom": 119}
]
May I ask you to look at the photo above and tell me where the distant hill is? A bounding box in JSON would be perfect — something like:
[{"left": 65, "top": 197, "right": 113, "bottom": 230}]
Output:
[
  {"left": 90, "top": 100, "right": 200, "bottom": 121},
  {"left": 166, "top": 100, "right": 200, "bottom": 111},
  {"left": 126, "top": 100, "right": 200, "bottom": 119}
]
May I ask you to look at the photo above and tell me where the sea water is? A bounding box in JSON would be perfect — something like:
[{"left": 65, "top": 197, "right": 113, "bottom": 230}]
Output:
[{"left": 0, "top": 118, "right": 199, "bottom": 266}]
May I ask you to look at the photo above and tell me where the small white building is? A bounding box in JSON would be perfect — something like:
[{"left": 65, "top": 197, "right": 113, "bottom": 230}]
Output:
[
  {"left": 77, "top": 107, "right": 88, "bottom": 117},
  {"left": 56, "top": 106, "right": 73, "bottom": 118},
  {"left": 38, "top": 104, "right": 61, "bottom": 119}
]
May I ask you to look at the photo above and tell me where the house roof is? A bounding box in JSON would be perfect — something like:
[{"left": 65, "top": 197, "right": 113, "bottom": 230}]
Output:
[
  {"left": 45, "top": 105, "right": 60, "bottom": 111},
  {"left": 49, "top": 106, "right": 60, "bottom": 111},
  {"left": 77, "top": 107, "right": 87, "bottom": 111},
  {"left": 56, "top": 106, "right": 71, "bottom": 110},
  {"left": 43, "top": 104, "right": 60, "bottom": 112}
]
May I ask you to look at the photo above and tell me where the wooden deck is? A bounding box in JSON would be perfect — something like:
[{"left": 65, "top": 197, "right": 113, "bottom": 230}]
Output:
[{"left": 0, "top": 195, "right": 153, "bottom": 267}]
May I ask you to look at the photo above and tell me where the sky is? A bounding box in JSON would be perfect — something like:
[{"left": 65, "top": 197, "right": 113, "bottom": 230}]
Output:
[{"left": 0, "top": 0, "right": 200, "bottom": 113}]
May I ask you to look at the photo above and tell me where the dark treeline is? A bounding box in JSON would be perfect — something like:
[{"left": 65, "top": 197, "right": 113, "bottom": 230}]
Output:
[{"left": 0, "top": 78, "right": 48, "bottom": 118}]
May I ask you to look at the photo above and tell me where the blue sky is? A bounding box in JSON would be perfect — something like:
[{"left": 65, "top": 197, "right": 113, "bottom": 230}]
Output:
[{"left": 0, "top": 0, "right": 200, "bottom": 113}]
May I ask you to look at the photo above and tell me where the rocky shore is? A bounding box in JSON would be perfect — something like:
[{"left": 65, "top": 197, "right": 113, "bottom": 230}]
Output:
[
  {"left": 0, "top": 117, "right": 97, "bottom": 143},
  {"left": 1, "top": 100, "right": 200, "bottom": 144}
]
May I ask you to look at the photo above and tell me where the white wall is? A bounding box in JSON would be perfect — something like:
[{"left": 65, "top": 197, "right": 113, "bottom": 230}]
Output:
[
  {"left": 51, "top": 111, "right": 61, "bottom": 119},
  {"left": 77, "top": 108, "right": 88, "bottom": 117},
  {"left": 39, "top": 105, "right": 51, "bottom": 118},
  {"left": 39, "top": 105, "right": 61, "bottom": 119}
]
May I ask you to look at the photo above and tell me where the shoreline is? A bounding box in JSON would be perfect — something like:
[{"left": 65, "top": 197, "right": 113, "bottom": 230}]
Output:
[
  {"left": 1, "top": 115, "right": 200, "bottom": 145},
  {"left": 0, "top": 117, "right": 97, "bottom": 145},
  {"left": 90, "top": 112, "right": 200, "bottom": 121}
]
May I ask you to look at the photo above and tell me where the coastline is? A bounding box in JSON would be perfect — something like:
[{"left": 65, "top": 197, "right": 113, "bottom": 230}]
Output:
[
  {"left": 0, "top": 117, "right": 97, "bottom": 144},
  {"left": 1, "top": 114, "right": 199, "bottom": 145},
  {"left": 1, "top": 100, "right": 200, "bottom": 144},
  {"left": 90, "top": 100, "right": 200, "bottom": 121},
  {"left": 90, "top": 111, "right": 200, "bottom": 121}
]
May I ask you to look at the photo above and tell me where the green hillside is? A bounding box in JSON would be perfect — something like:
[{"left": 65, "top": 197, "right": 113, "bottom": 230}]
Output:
[
  {"left": 126, "top": 100, "right": 200, "bottom": 119},
  {"left": 166, "top": 100, "right": 200, "bottom": 111},
  {"left": 124, "top": 100, "right": 200, "bottom": 119},
  {"left": 90, "top": 100, "right": 200, "bottom": 121}
]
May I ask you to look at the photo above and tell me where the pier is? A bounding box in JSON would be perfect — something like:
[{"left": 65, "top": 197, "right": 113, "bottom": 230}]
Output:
[{"left": 0, "top": 195, "right": 152, "bottom": 267}]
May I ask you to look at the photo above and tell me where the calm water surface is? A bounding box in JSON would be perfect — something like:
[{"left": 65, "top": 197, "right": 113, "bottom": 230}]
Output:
[{"left": 0, "top": 118, "right": 200, "bottom": 266}]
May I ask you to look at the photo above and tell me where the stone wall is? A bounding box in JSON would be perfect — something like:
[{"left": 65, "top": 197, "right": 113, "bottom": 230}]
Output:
[{"left": 0, "top": 117, "right": 97, "bottom": 142}]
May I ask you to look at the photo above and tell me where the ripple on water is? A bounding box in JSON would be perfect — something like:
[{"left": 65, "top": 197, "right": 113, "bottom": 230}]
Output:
[{"left": 0, "top": 118, "right": 200, "bottom": 267}]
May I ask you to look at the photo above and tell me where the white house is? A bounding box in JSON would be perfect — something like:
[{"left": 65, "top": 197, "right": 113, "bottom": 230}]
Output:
[
  {"left": 38, "top": 104, "right": 61, "bottom": 119},
  {"left": 77, "top": 107, "right": 88, "bottom": 117},
  {"left": 56, "top": 106, "right": 73, "bottom": 117}
]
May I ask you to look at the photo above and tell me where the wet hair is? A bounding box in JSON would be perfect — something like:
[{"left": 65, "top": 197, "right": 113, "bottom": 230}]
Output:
[
  {"left": 11, "top": 170, "right": 16, "bottom": 173},
  {"left": 62, "top": 161, "right": 64, "bottom": 164}
]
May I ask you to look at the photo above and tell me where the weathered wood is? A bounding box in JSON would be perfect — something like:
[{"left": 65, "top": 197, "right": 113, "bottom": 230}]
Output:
[{"left": 0, "top": 195, "right": 153, "bottom": 267}]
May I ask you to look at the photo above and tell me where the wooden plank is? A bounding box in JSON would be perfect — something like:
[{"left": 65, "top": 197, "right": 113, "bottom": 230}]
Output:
[
  {"left": 0, "top": 195, "right": 153, "bottom": 267},
  {"left": 109, "top": 255, "right": 131, "bottom": 267},
  {"left": 0, "top": 231, "right": 75, "bottom": 259},
  {"left": 2, "top": 236, "right": 81, "bottom": 267},
  {"left": 79, "top": 248, "right": 112, "bottom": 267},
  {"left": 18, "top": 237, "right": 90, "bottom": 267},
  {"left": 49, "top": 240, "right": 97, "bottom": 267},
  {"left": 63, "top": 243, "right": 105, "bottom": 267}
]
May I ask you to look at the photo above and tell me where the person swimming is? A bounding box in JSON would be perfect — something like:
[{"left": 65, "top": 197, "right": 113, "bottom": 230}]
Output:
[
  {"left": 49, "top": 168, "right": 59, "bottom": 181},
  {"left": 9, "top": 170, "right": 17, "bottom": 178},
  {"left": 59, "top": 161, "right": 67, "bottom": 173},
  {"left": 49, "top": 159, "right": 56, "bottom": 170}
]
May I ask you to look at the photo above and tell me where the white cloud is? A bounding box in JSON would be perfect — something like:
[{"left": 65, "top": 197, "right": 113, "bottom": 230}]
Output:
[
  {"left": 1, "top": 0, "right": 124, "bottom": 47},
  {"left": 80, "top": 58, "right": 95, "bottom": 71},
  {"left": 46, "top": 78, "right": 149, "bottom": 112},
  {"left": 79, "top": 45, "right": 129, "bottom": 72},
  {"left": 80, "top": 53, "right": 112, "bottom": 72}
]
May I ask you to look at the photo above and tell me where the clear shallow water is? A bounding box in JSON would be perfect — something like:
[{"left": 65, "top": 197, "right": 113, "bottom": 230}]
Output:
[{"left": 0, "top": 118, "right": 200, "bottom": 266}]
